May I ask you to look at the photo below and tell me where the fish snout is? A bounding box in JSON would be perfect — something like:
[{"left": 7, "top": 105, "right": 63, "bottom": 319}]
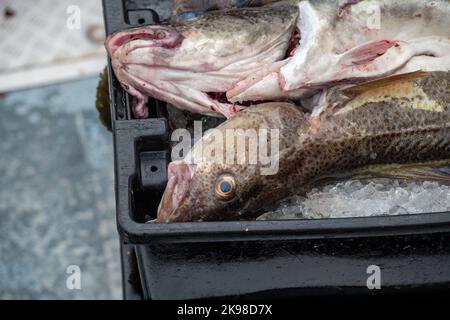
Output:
[
  {"left": 105, "top": 26, "right": 183, "bottom": 57},
  {"left": 156, "top": 161, "right": 196, "bottom": 223}
]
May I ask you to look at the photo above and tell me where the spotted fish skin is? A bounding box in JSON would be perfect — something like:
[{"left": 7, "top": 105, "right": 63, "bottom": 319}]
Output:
[
  {"left": 157, "top": 71, "right": 450, "bottom": 222},
  {"left": 106, "top": 1, "right": 298, "bottom": 118},
  {"left": 172, "top": 0, "right": 278, "bottom": 17},
  {"left": 292, "top": 72, "right": 450, "bottom": 189}
]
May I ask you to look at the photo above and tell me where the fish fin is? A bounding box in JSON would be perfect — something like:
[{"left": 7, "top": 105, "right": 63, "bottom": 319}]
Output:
[
  {"left": 95, "top": 66, "right": 112, "bottom": 132},
  {"left": 316, "top": 161, "right": 450, "bottom": 185},
  {"left": 342, "top": 70, "right": 430, "bottom": 99},
  {"left": 340, "top": 39, "right": 398, "bottom": 66},
  {"left": 354, "top": 163, "right": 450, "bottom": 184}
]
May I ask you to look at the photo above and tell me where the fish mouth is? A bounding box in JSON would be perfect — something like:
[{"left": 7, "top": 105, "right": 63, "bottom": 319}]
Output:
[
  {"left": 107, "top": 22, "right": 301, "bottom": 118},
  {"left": 156, "top": 161, "right": 196, "bottom": 223},
  {"left": 106, "top": 26, "right": 184, "bottom": 58}
]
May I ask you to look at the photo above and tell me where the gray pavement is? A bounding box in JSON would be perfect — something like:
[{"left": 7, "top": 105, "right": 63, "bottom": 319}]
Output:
[{"left": 0, "top": 77, "right": 121, "bottom": 299}]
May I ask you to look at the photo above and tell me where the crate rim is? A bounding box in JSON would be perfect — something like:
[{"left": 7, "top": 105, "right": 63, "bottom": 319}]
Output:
[{"left": 118, "top": 211, "right": 450, "bottom": 243}]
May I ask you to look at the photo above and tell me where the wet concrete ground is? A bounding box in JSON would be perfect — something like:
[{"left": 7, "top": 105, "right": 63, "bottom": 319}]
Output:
[{"left": 0, "top": 77, "right": 121, "bottom": 299}]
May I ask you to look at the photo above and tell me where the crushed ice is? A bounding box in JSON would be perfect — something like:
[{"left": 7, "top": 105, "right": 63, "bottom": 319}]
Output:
[{"left": 258, "top": 179, "right": 450, "bottom": 220}]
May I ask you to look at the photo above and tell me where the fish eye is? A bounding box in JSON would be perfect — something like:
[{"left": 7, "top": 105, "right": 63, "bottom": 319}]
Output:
[
  {"left": 176, "top": 11, "right": 202, "bottom": 23},
  {"left": 215, "top": 175, "right": 237, "bottom": 200}
]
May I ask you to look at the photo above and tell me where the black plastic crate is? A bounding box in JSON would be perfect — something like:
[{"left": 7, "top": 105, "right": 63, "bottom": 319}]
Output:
[{"left": 103, "top": 0, "right": 450, "bottom": 299}]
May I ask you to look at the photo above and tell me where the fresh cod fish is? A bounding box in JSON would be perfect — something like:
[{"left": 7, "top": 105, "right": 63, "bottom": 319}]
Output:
[
  {"left": 106, "top": 1, "right": 299, "bottom": 118},
  {"left": 228, "top": 0, "right": 450, "bottom": 103},
  {"left": 157, "top": 71, "right": 450, "bottom": 222},
  {"left": 106, "top": 0, "right": 450, "bottom": 118},
  {"left": 172, "top": 0, "right": 278, "bottom": 17}
]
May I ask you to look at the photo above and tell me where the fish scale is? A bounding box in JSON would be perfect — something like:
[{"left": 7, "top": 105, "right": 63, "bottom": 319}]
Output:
[
  {"left": 106, "top": 1, "right": 298, "bottom": 118},
  {"left": 285, "top": 72, "right": 450, "bottom": 206},
  {"left": 157, "top": 71, "right": 450, "bottom": 222},
  {"left": 107, "top": 0, "right": 450, "bottom": 119}
]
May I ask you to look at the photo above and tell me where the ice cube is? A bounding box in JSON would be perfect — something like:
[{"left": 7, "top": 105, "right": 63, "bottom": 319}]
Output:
[{"left": 265, "top": 178, "right": 450, "bottom": 221}]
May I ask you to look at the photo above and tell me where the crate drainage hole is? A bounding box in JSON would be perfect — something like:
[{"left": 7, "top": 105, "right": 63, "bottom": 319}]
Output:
[
  {"left": 138, "top": 18, "right": 145, "bottom": 24},
  {"left": 150, "top": 166, "right": 158, "bottom": 172}
]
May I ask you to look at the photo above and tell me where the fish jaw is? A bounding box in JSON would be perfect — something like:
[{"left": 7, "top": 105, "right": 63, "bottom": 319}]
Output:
[
  {"left": 113, "top": 62, "right": 243, "bottom": 118},
  {"left": 156, "top": 160, "right": 237, "bottom": 223},
  {"left": 156, "top": 161, "right": 197, "bottom": 223},
  {"left": 107, "top": 27, "right": 243, "bottom": 118},
  {"left": 106, "top": 2, "right": 299, "bottom": 118}
]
